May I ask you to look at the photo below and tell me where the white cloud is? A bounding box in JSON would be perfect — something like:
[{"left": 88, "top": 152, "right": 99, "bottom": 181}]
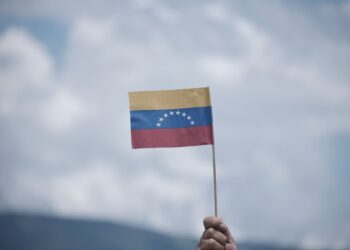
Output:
[
  {"left": 197, "top": 56, "right": 247, "bottom": 84},
  {"left": 40, "top": 88, "right": 87, "bottom": 132},
  {"left": 0, "top": 27, "right": 53, "bottom": 115},
  {"left": 0, "top": 28, "right": 53, "bottom": 85},
  {"left": 0, "top": 27, "right": 88, "bottom": 133},
  {"left": 50, "top": 160, "right": 123, "bottom": 216},
  {"left": 203, "top": 3, "right": 230, "bottom": 23},
  {"left": 70, "top": 17, "right": 117, "bottom": 49}
]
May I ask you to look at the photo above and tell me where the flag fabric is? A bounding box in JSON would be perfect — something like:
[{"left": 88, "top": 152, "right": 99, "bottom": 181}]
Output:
[{"left": 129, "top": 87, "right": 214, "bottom": 149}]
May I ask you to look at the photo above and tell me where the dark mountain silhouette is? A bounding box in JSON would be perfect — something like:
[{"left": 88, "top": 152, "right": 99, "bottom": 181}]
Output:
[{"left": 0, "top": 212, "right": 332, "bottom": 250}]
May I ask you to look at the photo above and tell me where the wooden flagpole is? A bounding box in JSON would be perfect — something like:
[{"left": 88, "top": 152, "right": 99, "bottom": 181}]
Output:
[{"left": 212, "top": 144, "right": 218, "bottom": 217}]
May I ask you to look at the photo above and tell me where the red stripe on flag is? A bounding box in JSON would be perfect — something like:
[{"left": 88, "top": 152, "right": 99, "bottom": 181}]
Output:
[{"left": 131, "top": 126, "right": 214, "bottom": 148}]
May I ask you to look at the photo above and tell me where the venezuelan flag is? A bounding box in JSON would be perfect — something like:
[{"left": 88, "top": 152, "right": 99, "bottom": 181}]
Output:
[{"left": 129, "top": 87, "right": 214, "bottom": 148}]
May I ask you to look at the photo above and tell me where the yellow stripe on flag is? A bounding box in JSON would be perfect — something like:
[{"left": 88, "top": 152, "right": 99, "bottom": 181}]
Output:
[{"left": 129, "top": 87, "right": 211, "bottom": 111}]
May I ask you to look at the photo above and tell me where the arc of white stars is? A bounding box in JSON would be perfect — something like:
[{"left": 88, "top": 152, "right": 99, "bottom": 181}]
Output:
[{"left": 155, "top": 110, "right": 196, "bottom": 127}]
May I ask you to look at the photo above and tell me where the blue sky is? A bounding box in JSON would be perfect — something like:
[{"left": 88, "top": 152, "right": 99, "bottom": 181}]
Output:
[{"left": 0, "top": 0, "right": 350, "bottom": 249}]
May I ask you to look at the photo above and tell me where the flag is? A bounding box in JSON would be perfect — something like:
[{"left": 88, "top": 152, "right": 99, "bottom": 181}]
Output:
[{"left": 129, "top": 87, "right": 214, "bottom": 149}]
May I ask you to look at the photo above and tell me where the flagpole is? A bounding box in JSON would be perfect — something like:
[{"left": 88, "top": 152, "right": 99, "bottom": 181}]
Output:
[
  {"left": 208, "top": 87, "right": 218, "bottom": 217},
  {"left": 212, "top": 144, "right": 218, "bottom": 217}
]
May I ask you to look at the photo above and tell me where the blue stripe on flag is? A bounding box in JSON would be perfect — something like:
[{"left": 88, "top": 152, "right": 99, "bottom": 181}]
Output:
[{"left": 130, "top": 106, "right": 212, "bottom": 130}]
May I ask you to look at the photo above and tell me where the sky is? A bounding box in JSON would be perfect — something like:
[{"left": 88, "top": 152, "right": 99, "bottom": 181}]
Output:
[{"left": 0, "top": 0, "right": 350, "bottom": 249}]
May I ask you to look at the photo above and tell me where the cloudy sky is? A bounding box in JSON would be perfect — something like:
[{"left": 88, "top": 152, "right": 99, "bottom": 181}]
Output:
[{"left": 0, "top": 0, "right": 350, "bottom": 249}]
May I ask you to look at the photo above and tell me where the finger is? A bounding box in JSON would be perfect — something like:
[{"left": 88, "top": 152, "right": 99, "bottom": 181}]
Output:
[
  {"left": 202, "top": 227, "right": 227, "bottom": 246},
  {"left": 218, "top": 223, "right": 235, "bottom": 243},
  {"left": 198, "top": 238, "right": 225, "bottom": 250},
  {"left": 203, "top": 216, "right": 223, "bottom": 230}
]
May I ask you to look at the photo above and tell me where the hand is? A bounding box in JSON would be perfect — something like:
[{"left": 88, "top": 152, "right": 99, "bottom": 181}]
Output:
[{"left": 197, "top": 216, "right": 237, "bottom": 250}]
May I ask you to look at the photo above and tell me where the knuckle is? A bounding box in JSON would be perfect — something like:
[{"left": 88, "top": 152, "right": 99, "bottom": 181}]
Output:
[
  {"left": 203, "top": 217, "right": 213, "bottom": 228},
  {"left": 203, "top": 216, "right": 212, "bottom": 224},
  {"left": 207, "top": 227, "right": 215, "bottom": 237},
  {"left": 204, "top": 216, "right": 221, "bottom": 229},
  {"left": 208, "top": 238, "right": 216, "bottom": 247},
  {"left": 221, "top": 234, "right": 228, "bottom": 242}
]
